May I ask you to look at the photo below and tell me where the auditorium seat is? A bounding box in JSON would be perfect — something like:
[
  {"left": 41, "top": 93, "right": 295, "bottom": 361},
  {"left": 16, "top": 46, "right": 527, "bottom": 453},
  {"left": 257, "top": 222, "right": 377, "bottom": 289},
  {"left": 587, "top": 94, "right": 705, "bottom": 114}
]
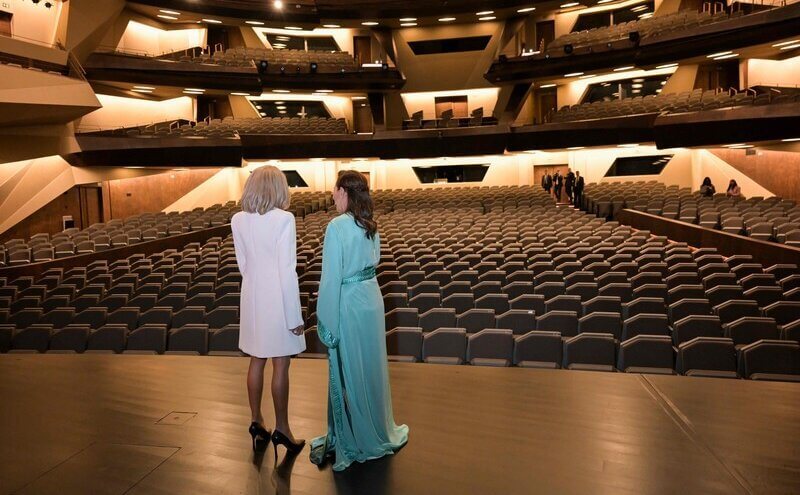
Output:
[
  {"left": 621, "top": 313, "right": 669, "bottom": 341},
  {"left": 512, "top": 331, "right": 562, "bottom": 368},
  {"left": 168, "top": 324, "right": 209, "bottom": 354},
  {"left": 562, "top": 333, "right": 616, "bottom": 372},
  {"left": 386, "top": 327, "right": 423, "bottom": 362},
  {"left": 578, "top": 312, "right": 622, "bottom": 340},
  {"left": 737, "top": 340, "right": 800, "bottom": 381},
  {"left": 456, "top": 309, "right": 495, "bottom": 334},
  {"left": 536, "top": 310, "right": 578, "bottom": 337},
  {"left": 676, "top": 337, "right": 738, "bottom": 378},
  {"left": 422, "top": 328, "right": 467, "bottom": 365},
  {"left": 762, "top": 301, "right": 800, "bottom": 326},
  {"left": 672, "top": 315, "right": 723, "bottom": 346},
  {"left": 419, "top": 308, "right": 456, "bottom": 333},
  {"left": 87, "top": 324, "right": 127, "bottom": 353},
  {"left": 467, "top": 329, "right": 514, "bottom": 367},
  {"left": 723, "top": 317, "right": 780, "bottom": 347},
  {"left": 127, "top": 324, "right": 167, "bottom": 354},
  {"left": 617, "top": 335, "right": 675, "bottom": 374}
]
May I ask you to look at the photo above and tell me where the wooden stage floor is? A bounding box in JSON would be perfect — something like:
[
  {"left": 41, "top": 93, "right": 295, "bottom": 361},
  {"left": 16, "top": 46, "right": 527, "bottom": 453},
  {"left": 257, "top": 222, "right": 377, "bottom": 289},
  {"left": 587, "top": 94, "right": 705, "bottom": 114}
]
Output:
[{"left": 1, "top": 355, "right": 799, "bottom": 495}]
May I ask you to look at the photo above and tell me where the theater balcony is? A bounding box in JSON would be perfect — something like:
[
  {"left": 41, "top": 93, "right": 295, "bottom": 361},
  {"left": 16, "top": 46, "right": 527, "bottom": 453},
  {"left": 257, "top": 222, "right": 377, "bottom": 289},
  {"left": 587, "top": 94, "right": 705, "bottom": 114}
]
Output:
[
  {"left": 83, "top": 46, "right": 405, "bottom": 93},
  {"left": 508, "top": 87, "right": 800, "bottom": 151},
  {"left": 485, "top": 2, "right": 800, "bottom": 82}
]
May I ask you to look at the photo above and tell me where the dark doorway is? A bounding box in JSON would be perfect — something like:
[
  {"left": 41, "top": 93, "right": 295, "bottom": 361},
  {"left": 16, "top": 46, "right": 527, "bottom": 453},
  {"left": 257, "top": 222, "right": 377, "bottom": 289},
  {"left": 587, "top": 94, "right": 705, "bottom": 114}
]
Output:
[
  {"left": 0, "top": 11, "right": 11, "bottom": 37},
  {"left": 197, "top": 95, "right": 233, "bottom": 121},
  {"left": 536, "top": 87, "right": 557, "bottom": 124},
  {"left": 353, "top": 99, "right": 373, "bottom": 133},
  {"left": 535, "top": 21, "right": 555, "bottom": 52},
  {"left": 78, "top": 185, "right": 103, "bottom": 227},
  {"left": 696, "top": 60, "right": 740, "bottom": 91},
  {"left": 354, "top": 36, "right": 371, "bottom": 66},
  {"left": 207, "top": 26, "right": 230, "bottom": 51}
]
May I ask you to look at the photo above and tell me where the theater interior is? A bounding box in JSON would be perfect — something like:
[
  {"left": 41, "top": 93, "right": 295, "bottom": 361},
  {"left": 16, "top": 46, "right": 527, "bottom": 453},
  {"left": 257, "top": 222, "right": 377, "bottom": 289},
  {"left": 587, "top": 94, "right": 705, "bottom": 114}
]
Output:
[{"left": 1, "top": 0, "right": 799, "bottom": 493}]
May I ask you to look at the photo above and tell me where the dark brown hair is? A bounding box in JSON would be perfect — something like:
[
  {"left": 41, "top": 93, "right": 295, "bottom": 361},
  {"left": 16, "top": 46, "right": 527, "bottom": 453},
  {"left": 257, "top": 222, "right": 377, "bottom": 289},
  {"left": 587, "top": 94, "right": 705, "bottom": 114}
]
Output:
[{"left": 336, "top": 170, "right": 377, "bottom": 239}]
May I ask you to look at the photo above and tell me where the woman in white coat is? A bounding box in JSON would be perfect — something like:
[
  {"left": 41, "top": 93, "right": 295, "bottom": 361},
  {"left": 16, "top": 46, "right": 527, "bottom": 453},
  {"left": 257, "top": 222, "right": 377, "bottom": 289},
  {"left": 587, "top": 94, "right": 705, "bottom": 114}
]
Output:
[{"left": 231, "top": 165, "right": 306, "bottom": 455}]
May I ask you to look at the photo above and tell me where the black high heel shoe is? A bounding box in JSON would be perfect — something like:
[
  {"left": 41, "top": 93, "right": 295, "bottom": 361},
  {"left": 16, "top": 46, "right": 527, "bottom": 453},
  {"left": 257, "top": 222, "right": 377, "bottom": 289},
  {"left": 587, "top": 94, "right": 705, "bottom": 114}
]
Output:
[
  {"left": 271, "top": 429, "right": 306, "bottom": 456},
  {"left": 249, "top": 422, "right": 271, "bottom": 452}
]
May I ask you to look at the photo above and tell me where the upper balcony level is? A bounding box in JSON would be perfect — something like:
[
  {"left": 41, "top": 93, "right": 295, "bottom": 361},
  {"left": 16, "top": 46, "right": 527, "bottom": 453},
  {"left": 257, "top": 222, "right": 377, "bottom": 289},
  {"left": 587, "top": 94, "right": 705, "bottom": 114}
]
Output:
[{"left": 486, "top": 2, "right": 800, "bottom": 82}]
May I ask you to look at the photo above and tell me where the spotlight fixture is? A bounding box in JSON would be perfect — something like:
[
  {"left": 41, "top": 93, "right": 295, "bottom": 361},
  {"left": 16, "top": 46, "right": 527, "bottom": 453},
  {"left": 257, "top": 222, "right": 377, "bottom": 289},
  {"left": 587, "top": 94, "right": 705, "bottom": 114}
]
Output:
[
  {"left": 45, "top": 1, "right": 53, "bottom": 7},
  {"left": 310, "top": 62, "right": 318, "bottom": 73},
  {"left": 280, "top": 65, "right": 286, "bottom": 74},
  {"left": 564, "top": 44, "right": 573, "bottom": 54},
  {"left": 273, "top": 0, "right": 283, "bottom": 9},
  {"left": 258, "top": 60, "right": 269, "bottom": 72},
  {"left": 629, "top": 31, "right": 640, "bottom": 43}
]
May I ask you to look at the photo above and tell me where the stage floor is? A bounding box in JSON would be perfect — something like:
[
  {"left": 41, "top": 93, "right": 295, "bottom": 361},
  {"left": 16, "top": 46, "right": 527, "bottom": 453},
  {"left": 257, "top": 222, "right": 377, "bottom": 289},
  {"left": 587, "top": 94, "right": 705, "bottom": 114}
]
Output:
[{"left": 1, "top": 355, "right": 799, "bottom": 495}]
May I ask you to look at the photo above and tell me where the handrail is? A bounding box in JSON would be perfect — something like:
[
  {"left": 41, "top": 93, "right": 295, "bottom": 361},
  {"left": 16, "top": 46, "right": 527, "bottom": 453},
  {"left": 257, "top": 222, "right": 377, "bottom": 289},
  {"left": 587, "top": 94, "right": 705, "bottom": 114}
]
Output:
[
  {"left": 0, "top": 32, "right": 65, "bottom": 50},
  {"left": 66, "top": 51, "right": 87, "bottom": 81},
  {"left": 169, "top": 120, "right": 181, "bottom": 133}
]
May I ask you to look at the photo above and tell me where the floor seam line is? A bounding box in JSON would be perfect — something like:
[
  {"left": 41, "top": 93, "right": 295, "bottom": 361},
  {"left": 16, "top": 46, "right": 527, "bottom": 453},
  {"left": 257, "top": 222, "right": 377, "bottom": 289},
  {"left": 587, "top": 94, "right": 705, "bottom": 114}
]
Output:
[
  {"left": 121, "top": 446, "right": 182, "bottom": 495},
  {"left": 10, "top": 441, "right": 97, "bottom": 495},
  {"left": 637, "top": 375, "right": 754, "bottom": 495}
]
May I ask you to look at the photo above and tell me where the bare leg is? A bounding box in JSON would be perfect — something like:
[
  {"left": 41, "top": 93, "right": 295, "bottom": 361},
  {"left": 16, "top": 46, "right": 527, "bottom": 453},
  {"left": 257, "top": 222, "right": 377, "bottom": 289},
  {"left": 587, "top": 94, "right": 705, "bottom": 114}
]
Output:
[
  {"left": 247, "top": 357, "right": 267, "bottom": 425},
  {"left": 271, "top": 356, "right": 299, "bottom": 442}
]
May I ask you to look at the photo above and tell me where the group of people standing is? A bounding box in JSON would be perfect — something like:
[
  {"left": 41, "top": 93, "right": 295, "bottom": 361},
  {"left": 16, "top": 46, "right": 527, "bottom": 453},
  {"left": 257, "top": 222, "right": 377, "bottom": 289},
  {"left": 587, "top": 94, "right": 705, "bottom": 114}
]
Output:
[{"left": 541, "top": 168, "right": 584, "bottom": 206}]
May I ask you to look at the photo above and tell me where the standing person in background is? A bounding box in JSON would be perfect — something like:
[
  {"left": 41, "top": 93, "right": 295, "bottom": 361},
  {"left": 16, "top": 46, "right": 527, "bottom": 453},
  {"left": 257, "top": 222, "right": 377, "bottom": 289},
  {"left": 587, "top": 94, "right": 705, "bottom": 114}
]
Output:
[
  {"left": 699, "top": 177, "right": 716, "bottom": 197},
  {"left": 726, "top": 179, "right": 742, "bottom": 198},
  {"left": 543, "top": 170, "right": 553, "bottom": 195},
  {"left": 565, "top": 169, "right": 576, "bottom": 204},
  {"left": 553, "top": 171, "right": 563, "bottom": 203},
  {"left": 540, "top": 170, "right": 547, "bottom": 191},
  {"left": 573, "top": 171, "right": 585, "bottom": 209}
]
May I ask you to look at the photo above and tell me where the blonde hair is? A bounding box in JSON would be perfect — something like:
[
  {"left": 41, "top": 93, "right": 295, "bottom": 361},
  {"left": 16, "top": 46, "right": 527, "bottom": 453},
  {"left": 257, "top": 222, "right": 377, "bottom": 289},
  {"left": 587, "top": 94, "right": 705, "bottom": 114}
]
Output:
[{"left": 240, "top": 165, "right": 291, "bottom": 214}]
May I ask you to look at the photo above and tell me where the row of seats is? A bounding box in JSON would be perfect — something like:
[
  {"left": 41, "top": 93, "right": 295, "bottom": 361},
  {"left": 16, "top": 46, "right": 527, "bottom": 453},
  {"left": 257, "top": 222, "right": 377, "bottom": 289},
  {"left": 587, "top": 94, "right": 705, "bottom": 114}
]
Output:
[
  {"left": 2, "top": 185, "right": 798, "bottom": 380},
  {"left": 162, "top": 47, "right": 358, "bottom": 73},
  {"left": 549, "top": 88, "right": 799, "bottom": 123},
  {"left": 306, "top": 326, "right": 800, "bottom": 380},
  {"left": 581, "top": 181, "right": 800, "bottom": 245}
]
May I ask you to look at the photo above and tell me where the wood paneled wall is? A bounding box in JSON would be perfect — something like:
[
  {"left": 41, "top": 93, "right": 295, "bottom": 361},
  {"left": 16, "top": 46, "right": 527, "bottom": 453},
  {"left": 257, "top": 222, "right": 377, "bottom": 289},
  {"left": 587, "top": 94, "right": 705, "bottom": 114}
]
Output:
[
  {"left": 711, "top": 148, "right": 800, "bottom": 201},
  {"left": 103, "top": 168, "right": 221, "bottom": 220},
  {"left": 0, "top": 185, "right": 100, "bottom": 243}
]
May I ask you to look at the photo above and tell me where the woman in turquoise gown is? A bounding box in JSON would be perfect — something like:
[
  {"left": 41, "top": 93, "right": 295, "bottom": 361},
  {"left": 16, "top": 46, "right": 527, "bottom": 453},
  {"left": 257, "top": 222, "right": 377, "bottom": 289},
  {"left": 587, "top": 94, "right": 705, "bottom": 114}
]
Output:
[{"left": 310, "top": 171, "right": 409, "bottom": 471}]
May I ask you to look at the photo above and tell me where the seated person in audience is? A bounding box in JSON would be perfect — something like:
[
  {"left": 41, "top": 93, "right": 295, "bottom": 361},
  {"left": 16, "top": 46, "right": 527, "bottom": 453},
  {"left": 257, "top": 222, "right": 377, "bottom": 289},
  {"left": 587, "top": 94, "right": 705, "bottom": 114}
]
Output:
[
  {"left": 573, "top": 171, "right": 584, "bottom": 208},
  {"left": 565, "top": 169, "right": 575, "bottom": 204},
  {"left": 699, "top": 177, "right": 716, "bottom": 197},
  {"left": 726, "top": 179, "right": 742, "bottom": 198}
]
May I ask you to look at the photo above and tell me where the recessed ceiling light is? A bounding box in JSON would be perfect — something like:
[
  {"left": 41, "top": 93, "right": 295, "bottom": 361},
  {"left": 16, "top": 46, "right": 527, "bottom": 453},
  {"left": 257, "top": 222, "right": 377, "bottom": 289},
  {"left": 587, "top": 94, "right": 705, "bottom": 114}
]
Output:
[
  {"left": 564, "top": 72, "right": 584, "bottom": 77},
  {"left": 310, "top": 158, "right": 325, "bottom": 162},
  {"left": 231, "top": 92, "right": 250, "bottom": 96},
  {"left": 352, "top": 96, "right": 367, "bottom": 100},
  {"left": 517, "top": 7, "right": 536, "bottom": 12},
  {"left": 660, "top": 81, "right": 667, "bottom": 85},
  {"left": 781, "top": 137, "right": 800, "bottom": 142},
  {"left": 631, "top": 89, "right": 641, "bottom": 93},
  {"left": 613, "top": 66, "right": 635, "bottom": 71},
  {"left": 132, "top": 89, "right": 152, "bottom": 93},
  {"left": 285, "top": 26, "right": 303, "bottom": 30},
  {"left": 479, "top": 16, "right": 496, "bottom": 21},
  {"left": 439, "top": 17, "right": 456, "bottom": 22},
  {"left": 260, "top": 112, "right": 267, "bottom": 116},
  {"left": 707, "top": 51, "right": 732, "bottom": 58},
  {"left": 779, "top": 43, "right": 800, "bottom": 51},
  {"left": 273, "top": 0, "right": 283, "bottom": 8},
  {"left": 476, "top": 10, "right": 494, "bottom": 15},
  {"left": 773, "top": 40, "right": 800, "bottom": 47},
  {"left": 278, "top": 110, "right": 287, "bottom": 114},
  {"left": 185, "top": 88, "right": 205, "bottom": 92},
  {"left": 638, "top": 12, "right": 653, "bottom": 18},
  {"left": 183, "top": 91, "right": 204, "bottom": 95},
  {"left": 125, "top": 166, "right": 145, "bottom": 169},
  {"left": 133, "top": 85, "right": 155, "bottom": 90},
  {"left": 540, "top": 83, "right": 557, "bottom": 88},
  {"left": 597, "top": 0, "right": 615, "bottom": 3},
  {"left": 273, "top": 89, "right": 291, "bottom": 93},
  {"left": 567, "top": 146, "right": 585, "bottom": 150},
  {"left": 632, "top": 78, "right": 644, "bottom": 82},
  {"left": 276, "top": 106, "right": 287, "bottom": 109},
  {"left": 274, "top": 101, "right": 285, "bottom": 104},
  {"left": 561, "top": 2, "right": 580, "bottom": 8},
  {"left": 276, "top": 36, "right": 290, "bottom": 41},
  {"left": 401, "top": 22, "right": 417, "bottom": 26},
  {"left": 203, "top": 18, "right": 222, "bottom": 24},
  {"left": 578, "top": 74, "right": 596, "bottom": 79},
  {"left": 631, "top": 83, "right": 643, "bottom": 88},
  {"left": 312, "top": 93, "right": 328, "bottom": 96},
  {"left": 157, "top": 15, "right": 178, "bottom": 20},
  {"left": 159, "top": 10, "right": 180, "bottom": 15},
  {"left": 399, "top": 17, "right": 417, "bottom": 22},
  {"left": 316, "top": 89, "right": 333, "bottom": 93},
  {"left": 246, "top": 21, "right": 264, "bottom": 25},
  {"left": 713, "top": 53, "right": 739, "bottom": 60},
  {"left": 322, "top": 24, "right": 340, "bottom": 28},
  {"left": 362, "top": 21, "right": 379, "bottom": 26},
  {"left": 618, "top": 143, "right": 639, "bottom": 147},
  {"left": 656, "top": 63, "right": 678, "bottom": 69},
  {"left": 631, "top": 5, "right": 648, "bottom": 12}
]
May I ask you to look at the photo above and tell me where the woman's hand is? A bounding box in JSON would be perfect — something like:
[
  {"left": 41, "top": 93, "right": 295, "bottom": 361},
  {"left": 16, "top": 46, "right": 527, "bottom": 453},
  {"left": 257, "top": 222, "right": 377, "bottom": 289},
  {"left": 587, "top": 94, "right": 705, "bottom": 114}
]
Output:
[{"left": 290, "top": 325, "right": 305, "bottom": 336}]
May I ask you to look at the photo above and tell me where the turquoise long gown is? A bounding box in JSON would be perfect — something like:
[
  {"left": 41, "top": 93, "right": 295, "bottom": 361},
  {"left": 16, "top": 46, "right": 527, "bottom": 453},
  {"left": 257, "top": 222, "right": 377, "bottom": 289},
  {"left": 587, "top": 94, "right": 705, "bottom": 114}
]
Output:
[{"left": 309, "top": 213, "right": 409, "bottom": 471}]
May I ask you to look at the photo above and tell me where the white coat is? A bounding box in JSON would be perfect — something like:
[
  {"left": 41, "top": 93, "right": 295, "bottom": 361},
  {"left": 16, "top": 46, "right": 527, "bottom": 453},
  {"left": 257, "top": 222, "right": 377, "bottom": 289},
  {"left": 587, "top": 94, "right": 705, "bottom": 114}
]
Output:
[{"left": 231, "top": 209, "right": 305, "bottom": 358}]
